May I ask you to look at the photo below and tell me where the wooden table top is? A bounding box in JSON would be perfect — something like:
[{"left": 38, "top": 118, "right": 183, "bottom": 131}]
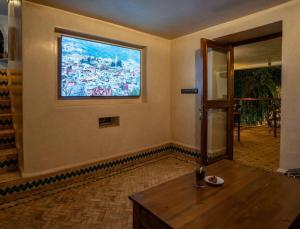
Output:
[{"left": 129, "top": 160, "right": 300, "bottom": 228}]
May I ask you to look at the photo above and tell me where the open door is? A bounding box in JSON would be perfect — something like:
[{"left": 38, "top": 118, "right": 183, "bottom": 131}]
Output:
[{"left": 200, "top": 38, "right": 234, "bottom": 165}]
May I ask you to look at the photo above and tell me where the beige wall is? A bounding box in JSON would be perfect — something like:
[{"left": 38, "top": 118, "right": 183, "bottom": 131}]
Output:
[
  {"left": 171, "top": 0, "right": 300, "bottom": 170},
  {"left": 22, "top": 1, "right": 171, "bottom": 175},
  {"left": 23, "top": 0, "right": 300, "bottom": 174}
]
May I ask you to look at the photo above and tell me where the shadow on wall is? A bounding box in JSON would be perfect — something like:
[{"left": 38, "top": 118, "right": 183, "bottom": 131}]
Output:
[{"left": 194, "top": 49, "right": 201, "bottom": 149}]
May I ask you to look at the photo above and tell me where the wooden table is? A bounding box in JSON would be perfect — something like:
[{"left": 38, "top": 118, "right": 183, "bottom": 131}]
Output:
[{"left": 129, "top": 160, "right": 300, "bottom": 229}]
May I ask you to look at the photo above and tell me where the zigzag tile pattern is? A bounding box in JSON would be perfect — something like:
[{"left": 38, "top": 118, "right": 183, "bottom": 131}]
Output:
[
  {"left": 0, "top": 104, "right": 11, "bottom": 113},
  {"left": 0, "top": 119, "right": 13, "bottom": 129},
  {"left": 0, "top": 146, "right": 171, "bottom": 197},
  {"left": 0, "top": 159, "right": 18, "bottom": 169},
  {"left": 170, "top": 145, "right": 200, "bottom": 158},
  {"left": 0, "top": 136, "right": 15, "bottom": 147},
  {"left": 0, "top": 144, "right": 200, "bottom": 198},
  {"left": 0, "top": 69, "right": 17, "bottom": 174},
  {"left": 0, "top": 91, "right": 10, "bottom": 98},
  {"left": 0, "top": 81, "right": 8, "bottom": 86},
  {"left": 0, "top": 156, "right": 196, "bottom": 228}
]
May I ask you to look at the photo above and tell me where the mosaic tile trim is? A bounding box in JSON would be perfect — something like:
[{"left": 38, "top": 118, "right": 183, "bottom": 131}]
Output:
[
  {"left": 170, "top": 144, "right": 201, "bottom": 159},
  {"left": 0, "top": 143, "right": 201, "bottom": 197},
  {"left": 0, "top": 71, "right": 7, "bottom": 76},
  {"left": 0, "top": 155, "right": 192, "bottom": 210},
  {"left": 0, "top": 158, "right": 18, "bottom": 169},
  {"left": 0, "top": 119, "right": 13, "bottom": 127},
  {"left": 0, "top": 91, "right": 10, "bottom": 97},
  {"left": 0, "top": 145, "right": 170, "bottom": 197},
  {"left": 0, "top": 136, "right": 15, "bottom": 144},
  {"left": 0, "top": 104, "right": 11, "bottom": 111},
  {"left": 0, "top": 80, "right": 8, "bottom": 86}
]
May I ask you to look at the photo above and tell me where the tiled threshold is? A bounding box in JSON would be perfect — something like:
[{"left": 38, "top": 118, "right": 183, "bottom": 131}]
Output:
[{"left": 0, "top": 143, "right": 200, "bottom": 207}]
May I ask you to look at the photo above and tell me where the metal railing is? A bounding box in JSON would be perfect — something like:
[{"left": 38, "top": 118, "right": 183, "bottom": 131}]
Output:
[{"left": 233, "top": 98, "right": 281, "bottom": 139}]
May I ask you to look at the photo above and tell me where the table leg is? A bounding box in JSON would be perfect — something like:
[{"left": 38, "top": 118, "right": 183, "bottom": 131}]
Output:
[
  {"left": 238, "top": 114, "right": 240, "bottom": 142},
  {"left": 274, "top": 111, "right": 277, "bottom": 138},
  {"left": 133, "top": 202, "right": 141, "bottom": 229}
]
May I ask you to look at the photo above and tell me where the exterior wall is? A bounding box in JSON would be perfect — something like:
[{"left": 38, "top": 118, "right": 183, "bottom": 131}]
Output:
[
  {"left": 22, "top": 1, "right": 171, "bottom": 175},
  {"left": 171, "top": 1, "right": 300, "bottom": 170}
]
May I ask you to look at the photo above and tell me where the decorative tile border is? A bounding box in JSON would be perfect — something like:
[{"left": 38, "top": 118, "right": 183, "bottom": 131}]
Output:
[
  {"left": 0, "top": 103, "right": 11, "bottom": 111},
  {"left": 0, "top": 71, "right": 7, "bottom": 76},
  {"left": 0, "top": 158, "right": 18, "bottom": 169},
  {"left": 0, "top": 91, "right": 10, "bottom": 97},
  {"left": 0, "top": 119, "right": 13, "bottom": 127},
  {"left": 0, "top": 144, "right": 175, "bottom": 197},
  {"left": 0, "top": 142, "right": 201, "bottom": 200},
  {"left": 0, "top": 136, "right": 15, "bottom": 145},
  {"left": 0, "top": 154, "right": 187, "bottom": 210},
  {"left": 0, "top": 80, "right": 8, "bottom": 86},
  {"left": 170, "top": 143, "right": 201, "bottom": 159}
]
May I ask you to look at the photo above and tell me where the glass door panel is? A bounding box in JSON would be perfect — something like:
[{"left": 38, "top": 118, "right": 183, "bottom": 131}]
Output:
[
  {"left": 207, "top": 48, "right": 228, "bottom": 100},
  {"left": 207, "top": 108, "right": 228, "bottom": 162}
]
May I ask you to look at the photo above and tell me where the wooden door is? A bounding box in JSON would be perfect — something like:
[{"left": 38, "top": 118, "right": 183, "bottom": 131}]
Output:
[{"left": 200, "top": 38, "right": 234, "bottom": 165}]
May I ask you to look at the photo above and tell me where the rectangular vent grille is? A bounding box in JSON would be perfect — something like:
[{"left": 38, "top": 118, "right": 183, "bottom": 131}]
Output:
[{"left": 99, "top": 116, "right": 119, "bottom": 128}]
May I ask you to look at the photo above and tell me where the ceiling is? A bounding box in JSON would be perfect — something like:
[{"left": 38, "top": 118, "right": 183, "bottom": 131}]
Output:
[
  {"left": 234, "top": 37, "right": 282, "bottom": 69},
  {"left": 215, "top": 21, "right": 282, "bottom": 45},
  {"left": 28, "top": 0, "right": 290, "bottom": 39}
]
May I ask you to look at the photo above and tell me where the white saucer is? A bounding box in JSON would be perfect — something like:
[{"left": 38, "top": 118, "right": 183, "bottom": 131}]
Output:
[{"left": 204, "top": 176, "right": 224, "bottom": 186}]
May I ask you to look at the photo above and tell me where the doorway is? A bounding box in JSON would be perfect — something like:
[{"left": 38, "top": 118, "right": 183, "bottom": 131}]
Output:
[
  {"left": 200, "top": 22, "right": 282, "bottom": 170},
  {"left": 233, "top": 37, "right": 281, "bottom": 171}
]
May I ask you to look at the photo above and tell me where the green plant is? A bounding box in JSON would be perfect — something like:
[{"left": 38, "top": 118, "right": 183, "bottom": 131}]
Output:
[{"left": 234, "top": 66, "right": 281, "bottom": 125}]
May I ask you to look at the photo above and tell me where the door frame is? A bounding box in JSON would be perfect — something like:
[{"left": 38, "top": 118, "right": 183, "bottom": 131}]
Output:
[{"left": 208, "top": 25, "right": 283, "bottom": 164}]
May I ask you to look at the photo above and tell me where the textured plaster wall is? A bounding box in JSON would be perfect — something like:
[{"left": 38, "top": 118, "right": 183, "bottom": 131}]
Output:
[
  {"left": 22, "top": 1, "right": 171, "bottom": 175},
  {"left": 171, "top": 1, "right": 300, "bottom": 170},
  {"left": 23, "top": 0, "right": 300, "bottom": 174}
]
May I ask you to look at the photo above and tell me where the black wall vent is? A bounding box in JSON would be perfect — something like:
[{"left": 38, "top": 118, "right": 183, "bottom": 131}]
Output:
[{"left": 99, "top": 116, "right": 120, "bottom": 128}]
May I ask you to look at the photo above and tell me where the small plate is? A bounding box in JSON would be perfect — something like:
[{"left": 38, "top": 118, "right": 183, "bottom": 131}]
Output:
[{"left": 204, "top": 176, "right": 224, "bottom": 186}]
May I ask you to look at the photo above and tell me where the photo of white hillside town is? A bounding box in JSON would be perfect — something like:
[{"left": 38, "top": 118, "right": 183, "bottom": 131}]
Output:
[{"left": 60, "top": 36, "right": 141, "bottom": 97}]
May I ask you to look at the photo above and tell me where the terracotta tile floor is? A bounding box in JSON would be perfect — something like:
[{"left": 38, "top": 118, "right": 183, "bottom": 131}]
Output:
[
  {"left": 0, "top": 128, "right": 280, "bottom": 228},
  {"left": 0, "top": 172, "right": 20, "bottom": 183},
  {"left": 234, "top": 126, "right": 280, "bottom": 172},
  {"left": 0, "top": 155, "right": 196, "bottom": 229}
]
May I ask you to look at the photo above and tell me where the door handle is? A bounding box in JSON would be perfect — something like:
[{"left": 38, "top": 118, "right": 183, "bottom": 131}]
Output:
[
  {"left": 199, "top": 108, "right": 203, "bottom": 120},
  {"left": 199, "top": 107, "right": 206, "bottom": 120}
]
